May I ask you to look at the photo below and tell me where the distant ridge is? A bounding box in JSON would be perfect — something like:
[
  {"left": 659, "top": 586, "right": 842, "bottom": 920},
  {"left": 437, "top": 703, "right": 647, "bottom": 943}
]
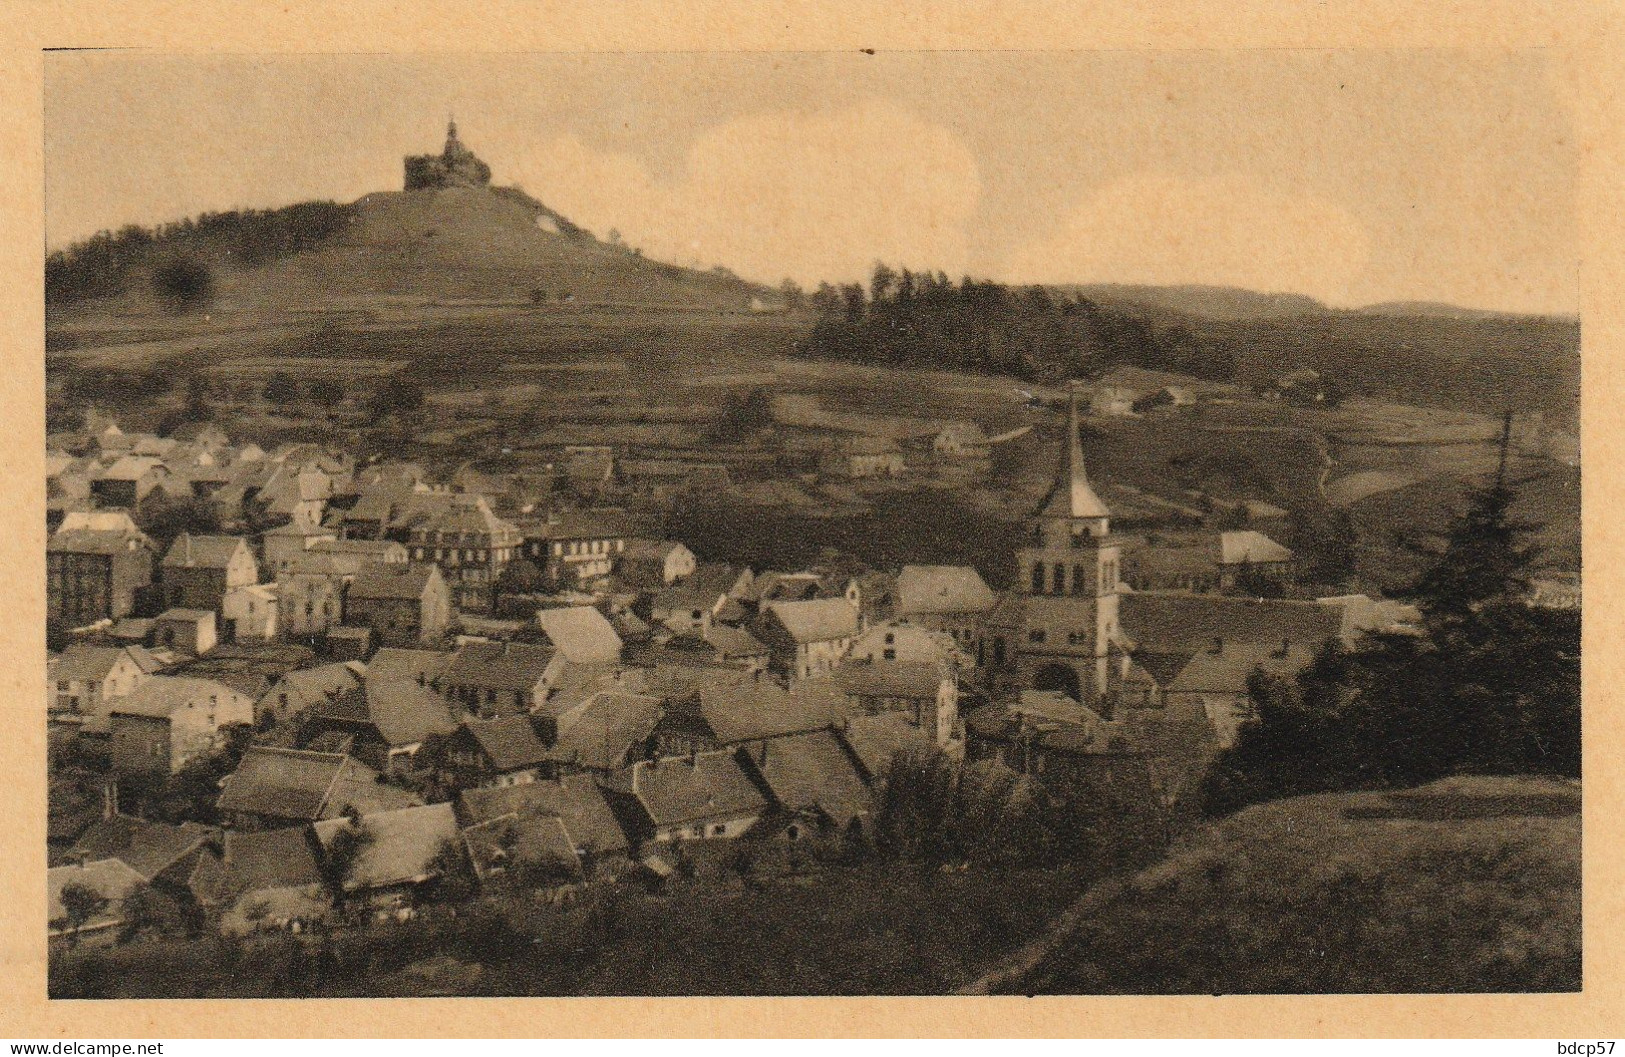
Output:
[{"left": 1056, "top": 283, "right": 1328, "bottom": 321}]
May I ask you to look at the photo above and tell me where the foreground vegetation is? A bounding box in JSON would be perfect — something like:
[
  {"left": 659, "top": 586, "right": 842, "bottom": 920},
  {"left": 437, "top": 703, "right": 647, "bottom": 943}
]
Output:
[{"left": 975, "top": 776, "right": 1580, "bottom": 995}]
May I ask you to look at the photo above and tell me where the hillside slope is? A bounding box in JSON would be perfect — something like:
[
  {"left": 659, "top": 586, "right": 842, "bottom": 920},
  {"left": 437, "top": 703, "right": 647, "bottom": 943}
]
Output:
[
  {"left": 52, "top": 185, "right": 771, "bottom": 316},
  {"left": 967, "top": 776, "right": 1581, "bottom": 995}
]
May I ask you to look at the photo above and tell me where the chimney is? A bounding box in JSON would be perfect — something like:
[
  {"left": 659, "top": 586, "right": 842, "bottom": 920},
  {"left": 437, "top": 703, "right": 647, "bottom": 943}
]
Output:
[
  {"left": 1275, "top": 638, "right": 1291, "bottom": 658},
  {"left": 1210, "top": 636, "right": 1224, "bottom": 654}
]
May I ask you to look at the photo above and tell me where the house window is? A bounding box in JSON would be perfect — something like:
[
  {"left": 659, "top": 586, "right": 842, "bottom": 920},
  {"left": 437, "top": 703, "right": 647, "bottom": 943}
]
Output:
[
  {"left": 883, "top": 648, "right": 896, "bottom": 660},
  {"left": 1030, "top": 563, "right": 1045, "bottom": 593},
  {"left": 1052, "top": 564, "right": 1066, "bottom": 594},
  {"left": 1029, "top": 629, "right": 1046, "bottom": 644}
]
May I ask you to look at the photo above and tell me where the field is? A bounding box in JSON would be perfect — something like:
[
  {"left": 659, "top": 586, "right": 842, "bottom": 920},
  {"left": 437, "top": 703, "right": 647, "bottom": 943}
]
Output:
[{"left": 970, "top": 776, "right": 1582, "bottom": 995}]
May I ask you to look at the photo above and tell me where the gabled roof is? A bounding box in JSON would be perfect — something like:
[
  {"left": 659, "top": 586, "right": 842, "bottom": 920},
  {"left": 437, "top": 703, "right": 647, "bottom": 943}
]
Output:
[
  {"left": 216, "top": 746, "right": 419, "bottom": 821},
  {"left": 48, "top": 527, "right": 152, "bottom": 555},
  {"left": 365, "top": 679, "right": 460, "bottom": 747},
  {"left": 56, "top": 510, "right": 142, "bottom": 535},
  {"left": 621, "top": 538, "right": 687, "bottom": 563},
  {"left": 1119, "top": 592, "right": 1346, "bottom": 654},
  {"left": 348, "top": 562, "right": 439, "bottom": 602},
  {"left": 271, "top": 662, "right": 364, "bottom": 708},
  {"left": 314, "top": 803, "right": 460, "bottom": 891},
  {"left": 366, "top": 647, "right": 453, "bottom": 687},
  {"left": 109, "top": 676, "right": 245, "bottom": 719},
  {"left": 193, "top": 826, "right": 326, "bottom": 906},
  {"left": 838, "top": 712, "right": 932, "bottom": 782},
  {"left": 461, "top": 812, "right": 580, "bottom": 882},
  {"left": 53, "top": 643, "right": 160, "bottom": 683},
  {"left": 1166, "top": 641, "right": 1316, "bottom": 696},
  {"left": 460, "top": 715, "right": 550, "bottom": 772},
  {"left": 896, "top": 564, "right": 997, "bottom": 615},
  {"left": 161, "top": 533, "right": 250, "bottom": 569},
  {"left": 1218, "top": 530, "right": 1295, "bottom": 566},
  {"left": 747, "top": 730, "right": 873, "bottom": 825},
  {"left": 441, "top": 641, "right": 554, "bottom": 691},
  {"left": 628, "top": 751, "right": 766, "bottom": 828},
  {"left": 548, "top": 689, "right": 663, "bottom": 771},
  {"left": 70, "top": 814, "right": 214, "bottom": 882},
  {"left": 536, "top": 606, "right": 623, "bottom": 664},
  {"left": 458, "top": 773, "right": 629, "bottom": 856},
  {"left": 834, "top": 659, "right": 948, "bottom": 699},
  {"left": 765, "top": 598, "right": 860, "bottom": 644},
  {"left": 99, "top": 455, "right": 166, "bottom": 482},
  {"left": 697, "top": 677, "right": 842, "bottom": 745}
]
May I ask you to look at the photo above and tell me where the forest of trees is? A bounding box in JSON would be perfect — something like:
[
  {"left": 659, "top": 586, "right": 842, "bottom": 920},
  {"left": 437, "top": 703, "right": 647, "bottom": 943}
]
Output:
[
  {"left": 46, "top": 201, "right": 355, "bottom": 304},
  {"left": 1202, "top": 467, "right": 1581, "bottom": 815},
  {"left": 801, "top": 263, "right": 1237, "bottom": 383}
]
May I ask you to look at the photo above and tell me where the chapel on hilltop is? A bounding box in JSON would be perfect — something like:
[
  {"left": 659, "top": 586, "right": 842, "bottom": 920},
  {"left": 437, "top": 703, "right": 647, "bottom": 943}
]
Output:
[{"left": 404, "top": 118, "right": 493, "bottom": 192}]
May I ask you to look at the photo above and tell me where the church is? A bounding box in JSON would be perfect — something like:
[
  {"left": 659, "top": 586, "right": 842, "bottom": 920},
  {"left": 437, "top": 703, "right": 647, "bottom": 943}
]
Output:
[
  {"left": 980, "top": 384, "right": 1130, "bottom": 710},
  {"left": 404, "top": 119, "right": 493, "bottom": 192}
]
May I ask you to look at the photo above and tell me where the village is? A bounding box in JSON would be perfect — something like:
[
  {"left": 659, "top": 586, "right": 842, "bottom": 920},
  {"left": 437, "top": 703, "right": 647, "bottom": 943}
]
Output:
[{"left": 43, "top": 368, "right": 1446, "bottom": 952}]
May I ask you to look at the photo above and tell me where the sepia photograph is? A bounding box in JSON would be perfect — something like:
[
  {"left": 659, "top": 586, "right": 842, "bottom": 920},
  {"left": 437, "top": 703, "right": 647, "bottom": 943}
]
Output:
[{"left": 39, "top": 48, "right": 1581, "bottom": 1001}]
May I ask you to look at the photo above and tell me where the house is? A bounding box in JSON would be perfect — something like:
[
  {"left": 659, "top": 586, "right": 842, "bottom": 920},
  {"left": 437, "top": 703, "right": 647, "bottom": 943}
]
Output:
[
  {"left": 69, "top": 814, "right": 219, "bottom": 893},
  {"left": 215, "top": 746, "right": 422, "bottom": 830},
  {"left": 47, "top": 523, "right": 156, "bottom": 628},
  {"left": 933, "top": 421, "right": 992, "bottom": 459},
  {"left": 325, "top": 625, "right": 376, "bottom": 662},
  {"left": 439, "top": 640, "right": 554, "bottom": 717},
  {"left": 1218, "top": 530, "right": 1296, "bottom": 590},
  {"left": 826, "top": 435, "right": 905, "bottom": 478},
  {"left": 544, "top": 688, "right": 664, "bottom": 775},
  {"left": 189, "top": 826, "right": 331, "bottom": 935},
  {"left": 366, "top": 646, "right": 453, "bottom": 688},
  {"left": 457, "top": 773, "right": 631, "bottom": 870},
  {"left": 399, "top": 492, "right": 523, "bottom": 612},
  {"left": 963, "top": 693, "right": 1157, "bottom": 813},
  {"left": 1163, "top": 639, "right": 1316, "bottom": 749},
  {"left": 519, "top": 510, "right": 632, "bottom": 585},
  {"left": 261, "top": 521, "right": 338, "bottom": 579},
  {"left": 837, "top": 710, "right": 936, "bottom": 784},
  {"left": 157, "top": 641, "right": 316, "bottom": 700},
  {"left": 833, "top": 659, "right": 959, "bottom": 746},
  {"left": 107, "top": 676, "right": 255, "bottom": 775},
  {"left": 344, "top": 563, "right": 453, "bottom": 647},
  {"left": 256, "top": 662, "right": 366, "bottom": 729},
  {"left": 297, "top": 676, "right": 459, "bottom": 777},
  {"left": 848, "top": 618, "right": 963, "bottom": 666},
  {"left": 1117, "top": 592, "right": 1347, "bottom": 683},
  {"left": 48, "top": 858, "right": 147, "bottom": 947},
  {"left": 618, "top": 538, "right": 698, "bottom": 587},
  {"left": 646, "top": 562, "right": 749, "bottom": 633},
  {"left": 438, "top": 715, "right": 552, "bottom": 788},
  {"left": 160, "top": 533, "right": 258, "bottom": 613},
  {"left": 651, "top": 673, "right": 846, "bottom": 757},
  {"left": 740, "top": 730, "right": 873, "bottom": 841},
  {"left": 756, "top": 598, "right": 861, "bottom": 681},
  {"left": 152, "top": 608, "right": 218, "bottom": 656},
  {"left": 614, "top": 750, "right": 766, "bottom": 843},
  {"left": 277, "top": 565, "right": 349, "bottom": 640},
  {"left": 90, "top": 455, "right": 172, "bottom": 508},
  {"left": 536, "top": 605, "right": 623, "bottom": 665},
  {"left": 461, "top": 812, "right": 581, "bottom": 887},
  {"left": 49, "top": 643, "right": 161, "bottom": 733},
  {"left": 313, "top": 802, "right": 462, "bottom": 909},
  {"left": 309, "top": 538, "right": 410, "bottom": 566},
  {"left": 895, "top": 564, "right": 997, "bottom": 651},
  {"left": 223, "top": 582, "right": 279, "bottom": 642}
]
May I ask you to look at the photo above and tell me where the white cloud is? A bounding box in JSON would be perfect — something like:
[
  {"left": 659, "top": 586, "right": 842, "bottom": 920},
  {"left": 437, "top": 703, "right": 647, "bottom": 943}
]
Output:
[
  {"left": 502, "top": 100, "right": 980, "bottom": 286},
  {"left": 1000, "top": 173, "right": 1372, "bottom": 301}
]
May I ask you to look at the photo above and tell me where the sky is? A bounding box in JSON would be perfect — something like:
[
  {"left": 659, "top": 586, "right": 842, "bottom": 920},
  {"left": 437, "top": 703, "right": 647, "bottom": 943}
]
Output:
[{"left": 45, "top": 51, "right": 1578, "bottom": 314}]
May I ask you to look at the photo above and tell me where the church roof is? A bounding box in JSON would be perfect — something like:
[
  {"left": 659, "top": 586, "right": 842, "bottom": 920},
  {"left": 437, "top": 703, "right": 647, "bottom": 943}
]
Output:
[{"left": 1037, "top": 387, "right": 1110, "bottom": 520}]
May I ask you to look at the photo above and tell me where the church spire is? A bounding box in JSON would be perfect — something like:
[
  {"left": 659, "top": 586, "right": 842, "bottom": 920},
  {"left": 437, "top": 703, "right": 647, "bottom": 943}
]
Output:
[{"left": 1038, "top": 382, "right": 1110, "bottom": 523}]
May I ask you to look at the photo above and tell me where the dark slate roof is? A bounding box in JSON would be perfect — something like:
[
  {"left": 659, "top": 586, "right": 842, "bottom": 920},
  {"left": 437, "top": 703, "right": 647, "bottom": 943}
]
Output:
[
  {"left": 366, "top": 647, "right": 453, "bottom": 687},
  {"left": 1119, "top": 592, "right": 1347, "bottom": 654},
  {"left": 746, "top": 730, "right": 873, "bottom": 824},
  {"left": 70, "top": 814, "right": 214, "bottom": 882},
  {"left": 838, "top": 712, "right": 932, "bottom": 781},
  {"left": 441, "top": 641, "right": 555, "bottom": 692},
  {"left": 161, "top": 533, "right": 249, "bottom": 569},
  {"left": 629, "top": 751, "right": 766, "bottom": 828},
  {"left": 462, "top": 812, "right": 581, "bottom": 882},
  {"left": 462, "top": 716, "right": 551, "bottom": 772},
  {"left": 195, "top": 826, "right": 325, "bottom": 906},
  {"left": 697, "top": 677, "right": 843, "bottom": 745},
  {"left": 834, "top": 660, "right": 948, "bottom": 700},
  {"left": 366, "top": 679, "right": 460, "bottom": 747},
  {"left": 216, "top": 747, "right": 348, "bottom": 820},
  {"left": 348, "top": 562, "right": 438, "bottom": 602},
  {"left": 458, "top": 774, "right": 630, "bottom": 857},
  {"left": 548, "top": 690, "right": 663, "bottom": 772}
]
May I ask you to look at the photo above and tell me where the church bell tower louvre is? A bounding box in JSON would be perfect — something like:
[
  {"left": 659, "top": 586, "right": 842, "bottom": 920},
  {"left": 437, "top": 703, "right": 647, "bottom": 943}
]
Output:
[{"left": 1008, "top": 381, "right": 1127, "bottom": 708}]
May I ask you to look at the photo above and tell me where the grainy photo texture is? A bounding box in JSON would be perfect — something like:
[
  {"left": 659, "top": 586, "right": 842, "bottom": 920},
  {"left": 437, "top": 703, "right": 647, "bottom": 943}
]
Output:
[{"left": 42, "top": 52, "right": 1580, "bottom": 998}]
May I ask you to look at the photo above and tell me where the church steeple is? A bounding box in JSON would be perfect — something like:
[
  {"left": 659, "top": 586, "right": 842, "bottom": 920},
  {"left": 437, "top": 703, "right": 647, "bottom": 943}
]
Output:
[{"left": 1036, "top": 382, "right": 1110, "bottom": 531}]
